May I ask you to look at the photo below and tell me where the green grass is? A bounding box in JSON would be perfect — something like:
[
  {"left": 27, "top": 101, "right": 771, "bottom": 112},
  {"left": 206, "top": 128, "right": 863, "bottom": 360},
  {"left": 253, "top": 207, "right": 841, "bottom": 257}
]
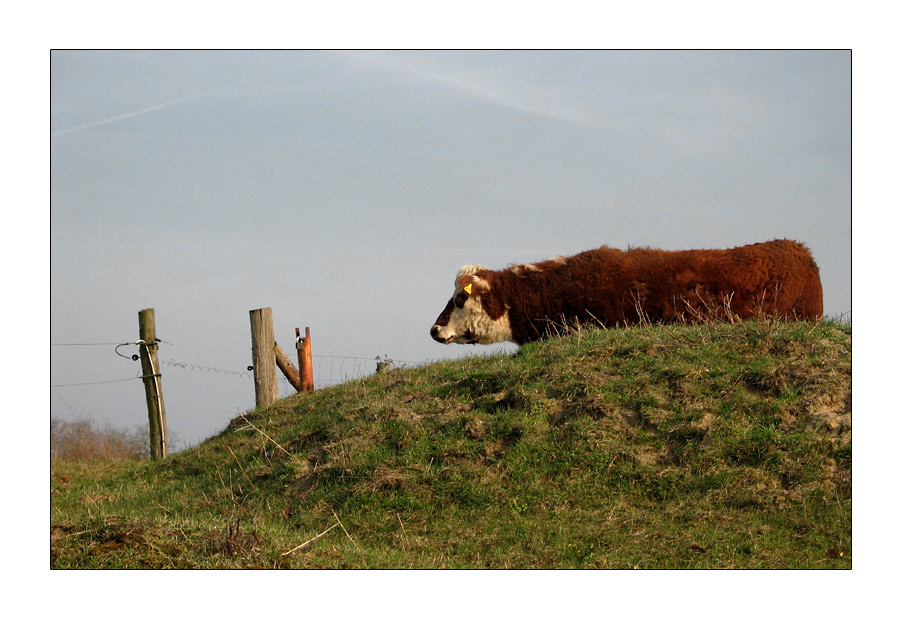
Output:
[{"left": 51, "top": 319, "right": 851, "bottom": 569}]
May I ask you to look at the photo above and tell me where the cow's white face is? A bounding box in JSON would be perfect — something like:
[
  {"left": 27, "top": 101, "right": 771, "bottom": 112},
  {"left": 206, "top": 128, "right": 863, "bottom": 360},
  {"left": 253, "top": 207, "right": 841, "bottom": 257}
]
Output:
[{"left": 430, "top": 266, "right": 513, "bottom": 345}]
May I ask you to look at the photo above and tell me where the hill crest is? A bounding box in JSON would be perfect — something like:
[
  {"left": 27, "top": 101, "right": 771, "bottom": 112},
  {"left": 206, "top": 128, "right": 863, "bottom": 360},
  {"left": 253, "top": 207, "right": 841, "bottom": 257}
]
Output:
[{"left": 51, "top": 319, "right": 851, "bottom": 569}]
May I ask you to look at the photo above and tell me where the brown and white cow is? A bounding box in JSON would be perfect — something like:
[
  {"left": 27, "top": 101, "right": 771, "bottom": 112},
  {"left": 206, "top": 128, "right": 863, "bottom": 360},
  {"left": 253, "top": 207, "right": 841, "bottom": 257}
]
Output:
[{"left": 430, "top": 240, "right": 823, "bottom": 346}]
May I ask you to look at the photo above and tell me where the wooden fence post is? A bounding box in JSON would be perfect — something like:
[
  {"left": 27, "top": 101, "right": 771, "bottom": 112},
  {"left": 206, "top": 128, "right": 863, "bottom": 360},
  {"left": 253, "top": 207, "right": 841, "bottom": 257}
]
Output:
[
  {"left": 249, "top": 307, "right": 279, "bottom": 407},
  {"left": 138, "top": 308, "right": 168, "bottom": 459},
  {"left": 296, "top": 327, "right": 314, "bottom": 391},
  {"left": 274, "top": 343, "right": 302, "bottom": 392}
]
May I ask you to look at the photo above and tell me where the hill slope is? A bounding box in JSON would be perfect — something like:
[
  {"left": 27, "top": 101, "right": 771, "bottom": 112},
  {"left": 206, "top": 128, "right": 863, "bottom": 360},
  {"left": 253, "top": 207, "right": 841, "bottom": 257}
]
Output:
[{"left": 51, "top": 320, "right": 851, "bottom": 568}]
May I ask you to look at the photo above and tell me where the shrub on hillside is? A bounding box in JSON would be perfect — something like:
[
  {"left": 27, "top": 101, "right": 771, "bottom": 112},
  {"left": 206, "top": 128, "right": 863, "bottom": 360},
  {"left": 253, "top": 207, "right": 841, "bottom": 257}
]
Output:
[{"left": 51, "top": 417, "right": 149, "bottom": 461}]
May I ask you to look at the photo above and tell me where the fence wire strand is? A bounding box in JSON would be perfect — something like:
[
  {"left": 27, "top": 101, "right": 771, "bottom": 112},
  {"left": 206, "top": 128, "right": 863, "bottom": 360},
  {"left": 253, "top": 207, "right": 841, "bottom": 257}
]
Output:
[{"left": 52, "top": 338, "right": 421, "bottom": 391}]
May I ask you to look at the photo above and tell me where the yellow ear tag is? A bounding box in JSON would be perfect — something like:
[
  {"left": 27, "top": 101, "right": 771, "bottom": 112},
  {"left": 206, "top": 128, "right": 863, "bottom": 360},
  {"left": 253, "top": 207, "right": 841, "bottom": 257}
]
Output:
[{"left": 464, "top": 283, "right": 473, "bottom": 295}]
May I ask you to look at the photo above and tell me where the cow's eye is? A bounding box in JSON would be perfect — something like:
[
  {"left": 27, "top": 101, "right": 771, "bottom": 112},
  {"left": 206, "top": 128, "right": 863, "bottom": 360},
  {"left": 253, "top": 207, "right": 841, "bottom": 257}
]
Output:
[{"left": 454, "top": 292, "right": 468, "bottom": 308}]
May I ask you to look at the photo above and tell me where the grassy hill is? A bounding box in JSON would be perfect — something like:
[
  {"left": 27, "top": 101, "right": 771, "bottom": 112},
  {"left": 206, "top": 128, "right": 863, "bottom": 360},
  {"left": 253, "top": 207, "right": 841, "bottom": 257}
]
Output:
[{"left": 51, "top": 319, "right": 851, "bottom": 569}]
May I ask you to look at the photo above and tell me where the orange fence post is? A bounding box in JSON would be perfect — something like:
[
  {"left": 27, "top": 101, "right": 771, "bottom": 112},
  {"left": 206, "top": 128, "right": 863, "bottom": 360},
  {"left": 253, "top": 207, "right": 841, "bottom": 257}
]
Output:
[{"left": 296, "top": 327, "right": 314, "bottom": 391}]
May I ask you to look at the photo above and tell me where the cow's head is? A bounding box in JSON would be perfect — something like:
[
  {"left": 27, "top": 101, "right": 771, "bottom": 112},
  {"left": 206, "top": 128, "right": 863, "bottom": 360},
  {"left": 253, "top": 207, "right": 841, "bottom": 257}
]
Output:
[{"left": 430, "top": 265, "right": 513, "bottom": 345}]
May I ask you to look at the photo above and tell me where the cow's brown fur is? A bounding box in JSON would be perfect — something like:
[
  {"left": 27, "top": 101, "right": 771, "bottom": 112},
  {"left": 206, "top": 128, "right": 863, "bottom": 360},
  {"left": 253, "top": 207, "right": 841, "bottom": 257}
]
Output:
[{"left": 450, "top": 240, "right": 823, "bottom": 345}]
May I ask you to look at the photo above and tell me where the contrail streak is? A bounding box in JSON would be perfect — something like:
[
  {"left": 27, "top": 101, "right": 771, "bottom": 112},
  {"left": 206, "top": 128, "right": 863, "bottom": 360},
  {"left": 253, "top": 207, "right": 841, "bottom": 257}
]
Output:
[
  {"left": 51, "top": 92, "right": 204, "bottom": 137},
  {"left": 51, "top": 62, "right": 316, "bottom": 138}
]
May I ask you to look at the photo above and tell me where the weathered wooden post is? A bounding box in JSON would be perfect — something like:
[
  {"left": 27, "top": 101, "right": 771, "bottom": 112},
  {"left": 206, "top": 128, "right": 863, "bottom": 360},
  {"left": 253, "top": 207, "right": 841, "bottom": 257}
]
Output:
[
  {"left": 296, "top": 327, "right": 314, "bottom": 391},
  {"left": 249, "top": 307, "right": 279, "bottom": 407},
  {"left": 138, "top": 308, "right": 168, "bottom": 459},
  {"left": 274, "top": 343, "right": 303, "bottom": 391}
]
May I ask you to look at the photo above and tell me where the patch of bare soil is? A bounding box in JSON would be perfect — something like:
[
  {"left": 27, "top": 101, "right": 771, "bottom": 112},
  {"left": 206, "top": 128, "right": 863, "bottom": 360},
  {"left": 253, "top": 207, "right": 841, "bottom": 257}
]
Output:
[
  {"left": 483, "top": 428, "right": 524, "bottom": 461},
  {"left": 805, "top": 391, "right": 851, "bottom": 442},
  {"left": 549, "top": 396, "right": 641, "bottom": 430}
]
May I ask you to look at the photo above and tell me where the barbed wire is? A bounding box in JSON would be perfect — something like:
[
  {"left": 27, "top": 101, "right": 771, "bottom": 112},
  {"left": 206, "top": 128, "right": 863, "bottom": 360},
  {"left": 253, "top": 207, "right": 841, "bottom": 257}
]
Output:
[
  {"left": 159, "top": 358, "right": 252, "bottom": 379},
  {"left": 51, "top": 337, "right": 423, "bottom": 390}
]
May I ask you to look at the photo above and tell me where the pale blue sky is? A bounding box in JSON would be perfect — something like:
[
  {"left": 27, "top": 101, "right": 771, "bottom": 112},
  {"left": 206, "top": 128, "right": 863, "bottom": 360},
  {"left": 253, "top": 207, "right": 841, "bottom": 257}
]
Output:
[{"left": 51, "top": 50, "right": 850, "bottom": 448}]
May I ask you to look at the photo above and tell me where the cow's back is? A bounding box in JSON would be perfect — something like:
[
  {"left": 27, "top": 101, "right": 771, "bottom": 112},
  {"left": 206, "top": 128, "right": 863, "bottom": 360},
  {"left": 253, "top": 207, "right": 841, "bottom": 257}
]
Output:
[
  {"left": 722, "top": 239, "right": 823, "bottom": 319},
  {"left": 498, "top": 240, "right": 823, "bottom": 339}
]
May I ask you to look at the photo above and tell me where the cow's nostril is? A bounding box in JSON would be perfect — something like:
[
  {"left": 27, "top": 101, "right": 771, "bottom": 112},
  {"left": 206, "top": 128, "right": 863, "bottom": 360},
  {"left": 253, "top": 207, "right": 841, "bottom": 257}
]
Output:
[{"left": 430, "top": 326, "right": 445, "bottom": 342}]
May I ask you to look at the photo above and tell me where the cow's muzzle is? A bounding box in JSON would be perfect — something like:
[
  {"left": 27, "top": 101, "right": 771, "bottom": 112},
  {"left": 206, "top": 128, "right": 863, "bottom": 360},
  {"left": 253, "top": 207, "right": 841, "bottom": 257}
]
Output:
[
  {"left": 431, "top": 325, "right": 478, "bottom": 344},
  {"left": 431, "top": 325, "right": 450, "bottom": 343}
]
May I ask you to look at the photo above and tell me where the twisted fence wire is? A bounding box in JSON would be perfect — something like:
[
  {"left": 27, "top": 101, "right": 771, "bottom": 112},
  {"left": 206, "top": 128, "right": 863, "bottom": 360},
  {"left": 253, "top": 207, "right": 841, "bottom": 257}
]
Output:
[
  {"left": 51, "top": 341, "right": 426, "bottom": 454},
  {"left": 52, "top": 340, "right": 421, "bottom": 391},
  {"left": 159, "top": 358, "right": 251, "bottom": 379},
  {"left": 162, "top": 354, "right": 419, "bottom": 388},
  {"left": 156, "top": 353, "right": 420, "bottom": 391}
]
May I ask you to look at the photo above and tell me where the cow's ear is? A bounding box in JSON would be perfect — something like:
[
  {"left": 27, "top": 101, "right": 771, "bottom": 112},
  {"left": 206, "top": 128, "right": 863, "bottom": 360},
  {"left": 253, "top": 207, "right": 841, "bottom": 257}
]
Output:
[
  {"left": 459, "top": 274, "right": 490, "bottom": 296},
  {"left": 458, "top": 275, "right": 476, "bottom": 295}
]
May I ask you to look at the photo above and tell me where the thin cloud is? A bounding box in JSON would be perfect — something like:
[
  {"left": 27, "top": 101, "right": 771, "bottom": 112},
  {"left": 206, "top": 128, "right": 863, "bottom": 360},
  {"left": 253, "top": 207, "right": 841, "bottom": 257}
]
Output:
[
  {"left": 332, "top": 50, "right": 605, "bottom": 129},
  {"left": 51, "top": 92, "right": 204, "bottom": 137}
]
